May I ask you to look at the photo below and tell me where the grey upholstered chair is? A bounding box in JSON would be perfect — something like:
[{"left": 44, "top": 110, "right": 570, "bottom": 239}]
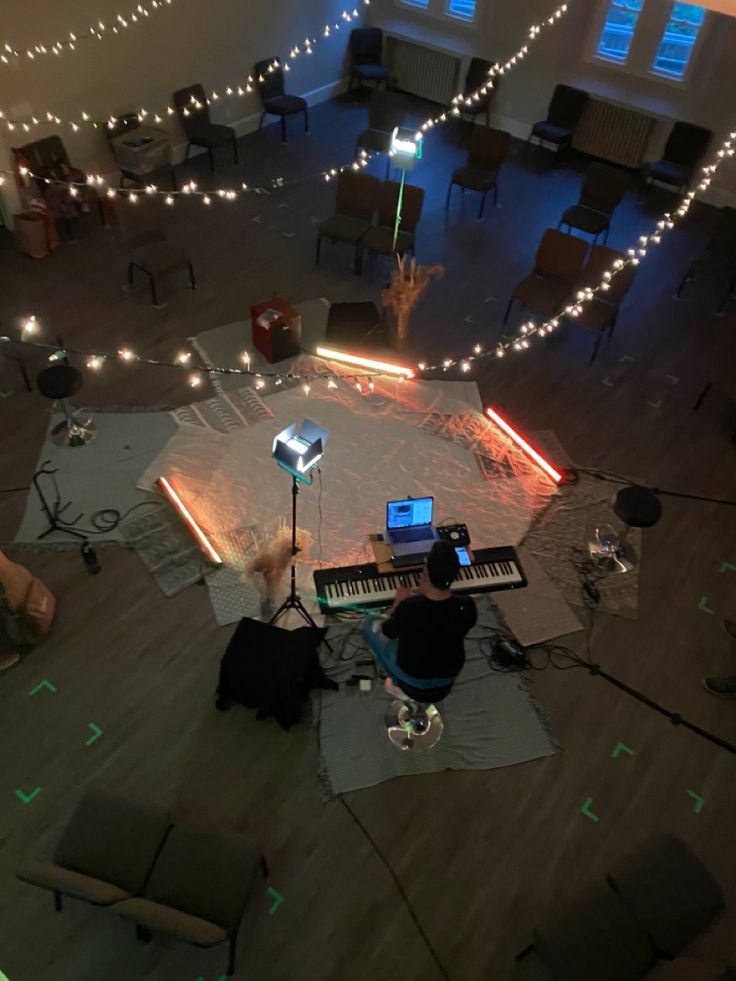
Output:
[
  {"left": 361, "top": 179, "right": 425, "bottom": 261},
  {"left": 446, "top": 127, "right": 511, "bottom": 219},
  {"left": 118, "top": 197, "right": 196, "bottom": 306},
  {"left": 349, "top": 27, "right": 389, "bottom": 92},
  {"left": 525, "top": 84, "right": 589, "bottom": 162},
  {"left": 316, "top": 169, "right": 382, "bottom": 274},
  {"left": 16, "top": 786, "right": 172, "bottom": 913},
  {"left": 503, "top": 228, "right": 587, "bottom": 325},
  {"left": 172, "top": 83, "right": 238, "bottom": 172},
  {"left": 558, "top": 162, "right": 630, "bottom": 245}
]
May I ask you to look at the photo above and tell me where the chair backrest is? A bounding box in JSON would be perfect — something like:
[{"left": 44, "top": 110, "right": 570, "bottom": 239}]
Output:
[
  {"left": 578, "top": 162, "right": 630, "bottom": 214},
  {"left": 377, "top": 180, "right": 425, "bottom": 232},
  {"left": 468, "top": 127, "right": 511, "bottom": 171},
  {"left": 464, "top": 57, "right": 494, "bottom": 95},
  {"left": 172, "top": 84, "right": 211, "bottom": 135},
  {"left": 580, "top": 246, "right": 637, "bottom": 303},
  {"left": 117, "top": 197, "right": 168, "bottom": 250},
  {"left": 534, "top": 228, "right": 588, "bottom": 282},
  {"left": 105, "top": 112, "right": 141, "bottom": 145},
  {"left": 350, "top": 27, "right": 383, "bottom": 65},
  {"left": 335, "top": 169, "right": 382, "bottom": 221},
  {"left": 143, "top": 822, "right": 260, "bottom": 933},
  {"left": 368, "top": 90, "right": 406, "bottom": 132},
  {"left": 547, "top": 84, "right": 589, "bottom": 129},
  {"left": 254, "top": 57, "right": 285, "bottom": 103},
  {"left": 18, "top": 135, "right": 72, "bottom": 175},
  {"left": 709, "top": 206, "right": 736, "bottom": 253},
  {"left": 663, "top": 121, "right": 712, "bottom": 169}
]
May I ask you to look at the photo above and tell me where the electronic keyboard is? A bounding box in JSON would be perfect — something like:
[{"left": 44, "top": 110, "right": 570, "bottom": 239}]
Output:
[{"left": 313, "top": 546, "right": 526, "bottom": 613}]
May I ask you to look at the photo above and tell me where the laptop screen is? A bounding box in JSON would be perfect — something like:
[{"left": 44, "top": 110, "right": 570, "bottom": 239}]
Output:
[{"left": 386, "top": 497, "right": 433, "bottom": 530}]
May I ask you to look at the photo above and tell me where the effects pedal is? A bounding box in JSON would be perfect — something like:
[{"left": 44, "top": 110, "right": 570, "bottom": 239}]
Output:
[{"left": 436, "top": 523, "right": 470, "bottom": 546}]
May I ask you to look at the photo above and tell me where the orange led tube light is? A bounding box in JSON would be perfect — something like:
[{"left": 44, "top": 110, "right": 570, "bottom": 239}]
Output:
[
  {"left": 484, "top": 406, "right": 563, "bottom": 485},
  {"left": 315, "top": 346, "right": 414, "bottom": 378},
  {"left": 157, "top": 475, "right": 223, "bottom": 564}
]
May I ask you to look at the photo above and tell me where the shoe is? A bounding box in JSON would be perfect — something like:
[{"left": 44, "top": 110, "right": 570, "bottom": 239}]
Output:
[
  {"left": 723, "top": 619, "right": 736, "bottom": 642},
  {"left": 702, "top": 676, "right": 736, "bottom": 696},
  {"left": 0, "top": 651, "right": 20, "bottom": 671}
]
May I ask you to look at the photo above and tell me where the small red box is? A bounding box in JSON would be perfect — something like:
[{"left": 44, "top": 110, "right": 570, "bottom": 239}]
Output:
[{"left": 250, "top": 297, "right": 302, "bottom": 364}]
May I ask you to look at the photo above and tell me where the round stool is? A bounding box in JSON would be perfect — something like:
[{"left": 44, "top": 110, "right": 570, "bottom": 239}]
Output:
[
  {"left": 611, "top": 485, "right": 662, "bottom": 573},
  {"left": 37, "top": 365, "right": 96, "bottom": 448}
]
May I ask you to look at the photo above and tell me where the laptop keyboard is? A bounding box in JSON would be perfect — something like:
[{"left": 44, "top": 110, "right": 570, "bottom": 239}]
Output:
[{"left": 392, "top": 527, "right": 430, "bottom": 543}]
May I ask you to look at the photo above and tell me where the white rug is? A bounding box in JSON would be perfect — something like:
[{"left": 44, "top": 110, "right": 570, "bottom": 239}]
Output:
[{"left": 138, "top": 360, "right": 556, "bottom": 624}]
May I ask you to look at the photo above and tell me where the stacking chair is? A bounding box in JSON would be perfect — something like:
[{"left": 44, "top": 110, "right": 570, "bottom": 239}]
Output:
[
  {"left": 362, "top": 180, "right": 424, "bottom": 261},
  {"left": 254, "top": 57, "right": 308, "bottom": 143},
  {"left": 503, "top": 228, "right": 587, "bottom": 325},
  {"left": 567, "top": 245, "right": 637, "bottom": 362},
  {"left": 446, "top": 127, "right": 511, "bottom": 219},
  {"left": 457, "top": 57, "right": 497, "bottom": 129},
  {"left": 105, "top": 112, "right": 176, "bottom": 190},
  {"left": 172, "top": 84, "right": 238, "bottom": 172},
  {"left": 316, "top": 169, "right": 381, "bottom": 274},
  {"left": 640, "top": 121, "right": 712, "bottom": 198},
  {"left": 119, "top": 197, "right": 196, "bottom": 307},
  {"left": 349, "top": 27, "right": 389, "bottom": 92},
  {"left": 356, "top": 91, "right": 406, "bottom": 177},
  {"left": 525, "top": 84, "right": 589, "bottom": 161},
  {"left": 115, "top": 821, "right": 267, "bottom": 977},
  {"left": 675, "top": 207, "right": 736, "bottom": 311},
  {"left": 16, "top": 786, "right": 172, "bottom": 915},
  {"left": 558, "top": 162, "right": 630, "bottom": 244}
]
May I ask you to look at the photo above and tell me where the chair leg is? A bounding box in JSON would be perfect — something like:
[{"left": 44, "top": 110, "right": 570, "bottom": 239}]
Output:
[
  {"left": 232, "top": 136, "right": 239, "bottom": 165},
  {"left": 304, "top": 106, "right": 309, "bottom": 133},
  {"left": 207, "top": 148, "right": 214, "bottom": 173},
  {"left": 135, "top": 925, "right": 151, "bottom": 944},
  {"left": 692, "top": 382, "right": 711, "bottom": 412},
  {"left": 228, "top": 935, "right": 236, "bottom": 976},
  {"left": 54, "top": 891, "right": 62, "bottom": 912},
  {"left": 185, "top": 142, "right": 192, "bottom": 162},
  {"left": 315, "top": 234, "right": 322, "bottom": 265},
  {"left": 188, "top": 261, "right": 196, "bottom": 290},
  {"left": 445, "top": 182, "right": 453, "bottom": 210},
  {"left": 603, "top": 226, "right": 610, "bottom": 245},
  {"left": 516, "top": 942, "right": 535, "bottom": 962},
  {"left": 478, "top": 192, "right": 486, "bottom": 220},
  {"left": 674, "top": 268, "right": 694, "bottom": 299},
  {"left": 258, "top": 112, "right": 266, "bottom": 131},
  {"left": 502, "top": 296, "right": 515, "bottom": 326},
  {"left": 169, "top": 165, "right": 177, "bottom": 191},
  {"left": 591, "top": 334, "right": 602, "bottom": 364},
  {"left": 147, "top": 272, "right": 159, "bottom": 307},
  {"left": 716, "top": 276, "right": 735, "bottom": 315},
  {"left": 19, "top": 360, "right": 32, "bottom": 392},
  {"left": 260, "top": 854, "right": 270, "bottom": 878},
  {"left": 280, "top": 116, "right": 287, "bottom": 143}
]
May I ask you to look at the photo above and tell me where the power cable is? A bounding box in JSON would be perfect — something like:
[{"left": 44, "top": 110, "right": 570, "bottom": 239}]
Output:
[{"left": 573, "top": 466, "right": 736, "bottom": 507}]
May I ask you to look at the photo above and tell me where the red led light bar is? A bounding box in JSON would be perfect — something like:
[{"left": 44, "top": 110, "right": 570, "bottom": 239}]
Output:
[
  {"left": 484, "top": 406, "right": 563, "bottom": 485},
  {"left": 157, "top": 475, "right": 223, "bottom": 564}
]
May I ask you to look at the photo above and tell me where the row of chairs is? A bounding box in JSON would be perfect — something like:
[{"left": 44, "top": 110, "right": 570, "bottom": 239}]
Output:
[
  {"left": 316, "top": 171, "right": 424, "bottom": 274},
  {"left": 504, "top": 229, "right": 637, "bottom": 363},
  {"left": 675, "top": 206, "right": 736, "bottom": 316}
]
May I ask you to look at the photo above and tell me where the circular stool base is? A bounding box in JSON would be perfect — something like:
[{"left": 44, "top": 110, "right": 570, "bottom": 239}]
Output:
[
  {"left": 50, "top": 413, "right": 96, "bottom": 449},
  {"left": 384, "top": 700, "right": 444, "bottom": 752}
]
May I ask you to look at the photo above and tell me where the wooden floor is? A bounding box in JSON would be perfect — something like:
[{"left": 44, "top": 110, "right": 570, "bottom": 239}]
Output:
[{"left": 1, "top": 95, "right": 735, "bottom": 981}]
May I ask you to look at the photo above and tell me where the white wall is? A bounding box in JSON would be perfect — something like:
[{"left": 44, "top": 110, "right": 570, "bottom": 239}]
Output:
[
  {"left": 369, "top": 0, "right": 736, "bottom": 200},
  {"left": 0, "top": 0, "right": 358, "bottom": 221}
]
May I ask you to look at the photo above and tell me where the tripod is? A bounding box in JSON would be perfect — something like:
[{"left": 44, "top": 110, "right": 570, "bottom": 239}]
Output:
[{"left": 270, "top": 474, "right": 332, "bottom": 651}]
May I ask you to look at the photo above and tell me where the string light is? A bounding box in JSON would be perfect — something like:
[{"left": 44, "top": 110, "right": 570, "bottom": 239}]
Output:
[
  {"left": 0, "top": 2, "right": 370, "bottom": 132},
  {"left": 0, "top": 0, "right": 175, "bottom": 69}
]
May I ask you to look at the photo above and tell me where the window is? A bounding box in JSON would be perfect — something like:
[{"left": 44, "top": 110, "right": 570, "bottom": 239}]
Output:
[
  {"left": 399, "top": 0, "right": 430, "bottom": 7},
  {"left": 595, "top": 0, "right": 643, "bottom": 64},
  {"left": 447, "top": 0, "right": 476, "bottom": 20},
  {"left": 651, "top": 2, "right": 705, "bottom": 79}
]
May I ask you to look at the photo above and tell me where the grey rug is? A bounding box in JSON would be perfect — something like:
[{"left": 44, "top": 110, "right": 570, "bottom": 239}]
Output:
[
  {"left": 315, "top": 601, "right": 559, "bottom": 796},
  {"left": 118, "top": 504, "right": 205, "bottom": 597},
  {"left": 14, "top": 410, "right": 177, "bottom": 545}
]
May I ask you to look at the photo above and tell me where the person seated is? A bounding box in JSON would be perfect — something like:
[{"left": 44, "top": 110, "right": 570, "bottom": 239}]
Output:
[{"left": 361, "top": 540, "right": 477, "bottom": 703}]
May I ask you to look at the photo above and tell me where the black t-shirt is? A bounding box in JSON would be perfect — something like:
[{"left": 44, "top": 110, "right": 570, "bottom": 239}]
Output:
[{"left": 381, "top": 594, "right": 477, "bottom": 680}]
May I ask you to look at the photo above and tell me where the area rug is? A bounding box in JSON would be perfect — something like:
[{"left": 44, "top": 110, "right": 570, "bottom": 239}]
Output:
[
  {"left": 315, "top": 602, "right": 560, "bottom": 796},
  {"left": 137, "top": 361, "right": 557, "bottom": 625},
  {"left": 13, "top": 410, "right": 177, "bottom": 545},
  {"left": 117, "top": 504, "right": 205, "bottom": 597}
]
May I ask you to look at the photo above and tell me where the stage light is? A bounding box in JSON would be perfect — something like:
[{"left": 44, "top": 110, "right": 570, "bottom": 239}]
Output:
[
  {"left": 315, "top": 346, "right": 414, "bottom": 378},
  {"left": 484, "top": 406, "right": 563, "bottom": 485},
  {"left": 272, "top": 419, "right": 329, "bottom": 485},
  {"left": 390, "top": 126, "right": 423, "bottom": 171},
  {"left": 157, "top": 475, "right": 223, "bottom": 565}
]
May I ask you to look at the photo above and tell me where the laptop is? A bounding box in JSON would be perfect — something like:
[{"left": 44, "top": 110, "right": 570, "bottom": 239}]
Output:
[{"left": 386, "top": 496, "right": 439, "bottom": 558}]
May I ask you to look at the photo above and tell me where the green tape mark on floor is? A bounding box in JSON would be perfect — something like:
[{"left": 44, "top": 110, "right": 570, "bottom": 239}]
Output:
[
  {"left": 267, "top": 886, "right": 283, "bottom": 913},
  {"left": 602, "top": 377, "right": 614, "bottom": 388},
  {"left": 647, "top": 398, "right": 662, "bottom": 409},
  {"left": 15, "top": 787, "right": 42, "bottom": 805},
  {"left": 720, "top": 562, "right": 736, "bottom": 573},
  {"left": 580, "top": 796, "right": 599, "bottom": 822},
  {"left": 687, "top": 790, "right": 704, "bottom": 814},
  {"left": 698, "top": 596, "right": 714, "bottom": 614},
  {"left": 86, "top": 723, "right": 103, "bottom": 746},
  {"left": 612, "top": 742, "right": 634, "bottom": 758},
  {"left": 29, "top": 679, "right": 57, "bottom": 696}
]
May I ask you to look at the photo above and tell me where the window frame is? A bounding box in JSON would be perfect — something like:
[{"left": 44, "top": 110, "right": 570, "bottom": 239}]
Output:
[
  {"left": 587, "top": 0, "right": 708, "bottom": 89},
  {"left": 395, "top": 0, "right": 477, "bottom": 27},
  {"left": 444, "top": 0, "right": 477, "bottom": 24}
]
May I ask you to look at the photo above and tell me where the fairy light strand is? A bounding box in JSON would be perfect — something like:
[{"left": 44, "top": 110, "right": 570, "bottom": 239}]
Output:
[
  {"left": 417, "top": 127, "right": 736, "bottom": 374},
  {"left": 1, "top": 0, "right": 175, "bottom": 68},
  {"left": 0, "top": 2, "right": 370, "bottom": 131}
]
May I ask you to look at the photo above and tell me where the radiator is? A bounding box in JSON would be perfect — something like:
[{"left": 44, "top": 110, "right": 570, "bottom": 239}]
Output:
[
  {"left": 572, "top": 99, "right": 656, "bottom": 168},
  {"left": 389, "top": 39, "right": 459, "bottom": 105}
]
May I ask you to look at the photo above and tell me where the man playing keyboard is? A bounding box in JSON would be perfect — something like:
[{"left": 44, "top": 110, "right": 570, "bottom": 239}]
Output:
[{"left": 361, "top": 541, "right": 477, "bottom": 703}]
